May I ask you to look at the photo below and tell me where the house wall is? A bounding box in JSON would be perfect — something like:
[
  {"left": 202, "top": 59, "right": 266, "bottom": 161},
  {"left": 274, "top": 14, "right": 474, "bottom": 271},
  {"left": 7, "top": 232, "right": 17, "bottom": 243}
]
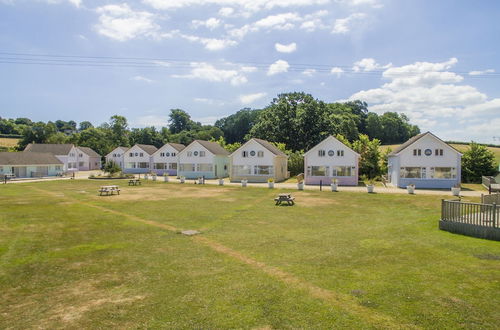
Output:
[
  {"left": 0, "top": 164, "right": 63, "bottom": 178},
  {"left": 55, "top": 146, "right": 79, "bottom": 172},
  {"left": 123, "top": 145, "right": 152, "bottom": 174},
  {"left": 177, "top": 141, "right": 228, "bottom": 179},
  {"left": 391, "top": 134, "right": 462, "bottom": 188},
  {"left": 151, "top": 144, "right": 180, "bottom": 176},
  {"left": 230, "top": 140, "right": 288, "bottom": 182},
  {"left": 106, "top": 148, "right": 125, "bottom": 169},
  {"left": 304, "top": 137, "right": 359, "bottom": 186}
]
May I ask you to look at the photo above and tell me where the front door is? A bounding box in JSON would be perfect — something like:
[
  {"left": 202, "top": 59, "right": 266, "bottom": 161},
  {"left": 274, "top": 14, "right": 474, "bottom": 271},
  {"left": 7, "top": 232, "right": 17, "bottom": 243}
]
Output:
[
  {"left": 214, "top": 164, "right": 218, "bottom": 177},
  {"left": 13, "top": 166, "right": 27, "bottom": 178}
]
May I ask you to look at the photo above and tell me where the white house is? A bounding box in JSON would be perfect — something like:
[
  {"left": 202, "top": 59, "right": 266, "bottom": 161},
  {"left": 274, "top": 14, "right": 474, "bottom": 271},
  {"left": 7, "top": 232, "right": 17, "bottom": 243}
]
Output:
[
  {"left": 304, "top": 136, "right": 359, "bottom": 186},
  {"left": 76, "top": 146, "right": 101, "bottom": 170},
  {"left": 24, "top": 143, "right": 80, "bottom": 172},
  {"left": 230, "top": 138, "right": 288, "bottom": 182},
  {"left": 387, "top": 132, "right": 462, "bottom": 189},
  {"left": 105, "top": 147, "right": 128, "bottom": 169},
  {"left": 0, "top": 152, "right": 63, "bottom": 178},
  {"left": 123, "top": 144, "right": 158, "bottom": 174},
  {"left": 177, "top": 140, "right": 229, "bottom": 179},
  {"left": 151, "top": 143, "right": 185, "bottom": 176}
]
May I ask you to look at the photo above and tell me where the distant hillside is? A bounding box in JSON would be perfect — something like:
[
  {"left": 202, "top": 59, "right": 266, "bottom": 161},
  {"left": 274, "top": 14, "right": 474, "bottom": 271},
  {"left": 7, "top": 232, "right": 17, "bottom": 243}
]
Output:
[{"left": 380, "top": 143, "right": 500, "bottom": 164}]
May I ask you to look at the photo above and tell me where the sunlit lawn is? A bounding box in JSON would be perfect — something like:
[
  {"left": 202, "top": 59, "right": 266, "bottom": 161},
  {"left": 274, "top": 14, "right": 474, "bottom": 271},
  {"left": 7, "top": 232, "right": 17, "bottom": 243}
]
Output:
[{"left": 1, "top": 180, "right": 499, "bottom": 329}]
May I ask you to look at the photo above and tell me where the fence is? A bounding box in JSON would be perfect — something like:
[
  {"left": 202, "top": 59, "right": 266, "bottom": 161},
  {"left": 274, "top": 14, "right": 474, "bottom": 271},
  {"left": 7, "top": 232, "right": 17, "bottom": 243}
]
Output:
[
  {"left": 440, "top": 199, "right": 499, "bottom": 240},
  {"left": 482, "top": 193, "right": 500, "bottom": 205}
]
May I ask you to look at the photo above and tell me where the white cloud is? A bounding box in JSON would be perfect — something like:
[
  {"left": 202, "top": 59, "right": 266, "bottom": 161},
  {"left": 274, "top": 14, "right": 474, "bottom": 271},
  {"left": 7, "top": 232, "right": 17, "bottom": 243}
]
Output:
[
  {"left": 469, "top": 69, "right": 495, "bottom": 76},
  {"left": 192, "top": 17, "right": 221, "bottom": 30},
  {"left": 136, "top": 115, "right": 169, "bottom": 127},
  {"left": 344, "top": 57, "right": 500, "bottom": 141},
  {"left": 143, "top": 0, "right": 329, "bottom": 13},
  {"left": 330, "top": 67, "right": 344, "bottom": 77},
  {"left": 94, "top": 4, "right": 159, "bottom": 41},
  {"left": 180, "top": 34, "right": 237, "bottom": 50},
  {"left": 218, "top": 7, "right": 235, "bottom": 17},
  {"left": 194, "top": 98, "right": 225, "bottom": 106},
  {"left": 332, "top": 12, "right": 366, "bottom": 34},
  {"left": 352, "top": 58, "right": 392, "bottom": 72},
  {"left": 336, "top": 0, "right": 382, "bottom": 8},
  {"left": 254, "top": 12, "right": 301, "bottom": 30},
  {"left": 130, "top": 76, "right": 154, "bottom": 83},
  {"left": 172, "top": 62, "right": 248, "bottom": 86},
  {"left": 241, "top": 66, "right": 258, "bottom": 72},
  {"left": 240, "top": 92, "right": 267, "bottom": 104},
  {"left": 302, "top": 69, "right": 316, "bottom": 76},
  {"left": 275, "top": 42, "right": 297, "bottom": 53},
  {"left": 267, "top": 60, "right": 289, "bottom": 76}
]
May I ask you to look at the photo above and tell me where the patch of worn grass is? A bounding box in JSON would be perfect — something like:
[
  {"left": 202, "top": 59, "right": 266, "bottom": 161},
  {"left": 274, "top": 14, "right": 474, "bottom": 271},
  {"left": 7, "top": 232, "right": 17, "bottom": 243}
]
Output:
[
  {"left": 1, "top": 179, "right": 499, "bottom": 328},
  {"left": 0, "top": 138, "right": 19, "bottom": 148}
]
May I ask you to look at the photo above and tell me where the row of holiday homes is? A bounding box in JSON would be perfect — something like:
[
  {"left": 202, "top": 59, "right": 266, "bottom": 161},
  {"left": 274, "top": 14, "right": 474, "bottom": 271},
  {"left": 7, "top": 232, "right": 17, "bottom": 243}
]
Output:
[{"left": 0, "top": 132, "right": 462, "bottom": 188}]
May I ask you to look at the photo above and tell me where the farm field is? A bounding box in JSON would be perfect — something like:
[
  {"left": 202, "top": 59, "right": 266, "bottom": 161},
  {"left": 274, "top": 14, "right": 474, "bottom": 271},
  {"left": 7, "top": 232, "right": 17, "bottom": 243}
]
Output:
[
  {"left": 381, "top": 143, "right": 500, "bottom": 164},
  {"left": 1, "top": 180, "right": 499, "bottom": 329},
  {"left": 0, "top": 138, "right": 19, "bottom": 148}
]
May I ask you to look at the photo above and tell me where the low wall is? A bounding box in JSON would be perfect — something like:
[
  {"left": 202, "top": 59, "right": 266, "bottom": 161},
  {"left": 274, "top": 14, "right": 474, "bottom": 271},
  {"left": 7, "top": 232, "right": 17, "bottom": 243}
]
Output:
[
  {"left": 305, "top": 176, "right": 357, "bottom": 186},
  {"left": 439, "top": 220, "right": 500, "bottom": 241}
]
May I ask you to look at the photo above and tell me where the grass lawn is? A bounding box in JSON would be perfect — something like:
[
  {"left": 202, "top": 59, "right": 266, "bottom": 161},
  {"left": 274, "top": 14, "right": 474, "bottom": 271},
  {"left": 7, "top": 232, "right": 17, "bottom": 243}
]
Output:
[{"left": 1, "top": 180, "right": 499, "bottom": 328}]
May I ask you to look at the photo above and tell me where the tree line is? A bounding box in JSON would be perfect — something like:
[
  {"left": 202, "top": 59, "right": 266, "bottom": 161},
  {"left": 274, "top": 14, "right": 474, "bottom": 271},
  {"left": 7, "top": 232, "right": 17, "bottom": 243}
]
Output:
[{"left": 2, "top": 92, "right": 497, "bottom": 182}]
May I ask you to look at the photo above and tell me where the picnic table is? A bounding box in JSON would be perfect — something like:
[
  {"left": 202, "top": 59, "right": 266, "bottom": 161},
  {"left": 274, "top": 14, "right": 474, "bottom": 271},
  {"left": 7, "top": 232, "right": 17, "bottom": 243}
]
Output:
[
  {"left": 128, "top": 179, "right": 141, "bottom": 186},
  {"left": 99, "top": 185, "right": 120, "bottom": 196},
  {"left": 274, "top": 193, "right": 295, "bottom": 206}
]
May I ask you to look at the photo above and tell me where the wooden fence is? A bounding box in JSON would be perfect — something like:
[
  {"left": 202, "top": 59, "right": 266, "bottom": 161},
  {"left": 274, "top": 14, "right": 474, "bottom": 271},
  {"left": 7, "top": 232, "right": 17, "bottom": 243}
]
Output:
[{"left": 440, "top": 199, "right": 499, "bottom": 240}]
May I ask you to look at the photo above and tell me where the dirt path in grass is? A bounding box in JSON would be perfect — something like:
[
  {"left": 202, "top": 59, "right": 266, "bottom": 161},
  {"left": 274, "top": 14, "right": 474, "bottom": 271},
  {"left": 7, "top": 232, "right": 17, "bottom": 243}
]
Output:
[{"left": 30, "top": 186, "right": 419, "bottom": 329}]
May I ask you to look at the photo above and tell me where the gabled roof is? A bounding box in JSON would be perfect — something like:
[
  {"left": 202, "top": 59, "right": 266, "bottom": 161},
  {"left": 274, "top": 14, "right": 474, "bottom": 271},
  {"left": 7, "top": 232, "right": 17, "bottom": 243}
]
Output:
[
  {"left": 304, "top": 136, "right": 359, "bottom": 156},
  {"left": 231, "top": 138, "right": 287, "bottom": 157},
  {"left": 167, "top": 143, "right": 185, "bottom": 152},
  {"left": 253, "top": 138, "right": 287, "bottom": 157},
  {"left": 388, "top": 132, "right": 462, "bottom": 156},
  {"left": 77, "top": 146, "right": 100, "bottom": 158},
  {"left": 192, "top": 140, "right": 230, "bottom": 156},
  {"left": 106, "top": 147, "right": 128, "bottom": 157},
  {"left": 0, "top": 152, "right": 63, "bottom": 165},
  {"left": 134, "top": 144, "right": 158, "bottom": 155},
  {"left": 24, "top": 143, "right": 74, "bottom": 155}
]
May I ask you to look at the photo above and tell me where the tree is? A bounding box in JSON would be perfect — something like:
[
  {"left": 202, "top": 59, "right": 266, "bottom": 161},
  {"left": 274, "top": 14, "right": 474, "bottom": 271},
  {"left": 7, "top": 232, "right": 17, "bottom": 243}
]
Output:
[
  {"left": 109, "top": 115, "right": 129, "bottom": 147},
  {"left": 365, "top": 112, "right": 383, "bottom": 140},
  {"left": 79, "top": 121, "right": 93, "bottom": 131},
  {"left": 351, "top": 134, "right": 382, "bottom": 179},
  {"left": 215, "top": 108, "right": 262, "bottom": 144},
  {"left": 103, "top": 160, "right": 121, "bottom": 176},
  {"left": 462, "top": 142, "right": 498, "bottom": 183},
  {"left": 169, "top": 109, "right": 194, "bottom": 134}
]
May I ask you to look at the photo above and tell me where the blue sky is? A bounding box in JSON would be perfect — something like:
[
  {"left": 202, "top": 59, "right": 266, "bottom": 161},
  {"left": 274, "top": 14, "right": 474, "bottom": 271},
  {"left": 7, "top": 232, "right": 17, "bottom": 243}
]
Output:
[{"left": 1, "top": 0, "right": 499, "bottom": 143}]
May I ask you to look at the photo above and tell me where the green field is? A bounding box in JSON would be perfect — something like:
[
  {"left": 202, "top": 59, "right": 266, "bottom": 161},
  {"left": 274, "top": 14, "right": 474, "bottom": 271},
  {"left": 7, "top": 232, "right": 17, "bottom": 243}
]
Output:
[
  {"left": 0, "top": 138, "right": 19, "bottom": 148},
  {"left": 1, "top": 180, "right": 499, "bottom": 329}
]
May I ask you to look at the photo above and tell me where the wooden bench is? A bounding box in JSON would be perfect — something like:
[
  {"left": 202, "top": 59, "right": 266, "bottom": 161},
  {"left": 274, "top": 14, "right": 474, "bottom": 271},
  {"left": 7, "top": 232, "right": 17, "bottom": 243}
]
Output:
[
  {"left": 128, "top": 179, "right": 141, "bottom": 186},
  {"left": 99, "top": 185, "right": 120, "bottom": 196},
  {"left": 274, "top": 193, "right": 295, "bottom": 206}
]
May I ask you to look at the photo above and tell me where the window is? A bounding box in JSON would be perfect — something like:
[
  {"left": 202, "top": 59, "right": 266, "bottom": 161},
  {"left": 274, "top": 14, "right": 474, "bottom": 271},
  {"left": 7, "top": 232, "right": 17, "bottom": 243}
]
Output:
[
  {"left": 129, "top": 153, "right": 133, "bottom": 157},
  {"left": 78, "top": 162, "right": 84, "bottom": 167},
  {"left": 431, "top": 167, "right": 456, "bottom": 179},
  {"left": 187, "top": 151, "right": 192, "bottom": 157},
  {"left": 250, "top": 151, "right": 256, "bottom": 157},
  {"left": 232, "top": 165, "right": 252, "bottom": 176},
  {"left": 309, "top": 166, "right": 328, "bottom": 176},
  {"left": 318, "top": 150, "right": 326, "bottom": 157},
  {"left": 138, "top": 162, "right": 149, "bottom": 168},
  {"left": 337, "top": 150, "right": 344, "bottom": 157},
  {"left": 255, "top": 165, "right": 274, "bottom": 175},
  {"left": 257, "top": 151, "right": 264, "bottom": 157},
  {"left": 199, "top": 151, "right": 205, "bottom": 157},
  {"left": 154, "top": 163, "right": 165, "bottom": 169},
  {"left": 126, "top": 162, "right": 136, "bottom": 168},
  {"left": 435, "top": 149, "right": 444, "bottom": 156},
  {"left": 242, "top": 151, "right": 248, "bottom": 158},
  {"left": 400, "top": 167, "right": 425, "bottom": 179},
  {"left": 160, "top": 152, "right": 165, "bottom": 157},
  {"left": 79, "top": 153, "right": 83, "bottom": 157},
  {"left": 135, "top": 152, "right": 138, "bottom": 157},
  {"left": 140, "top": 153, "right": 144, "bottom": 157},
  {"left": 55, "top": 165, "right": 61, "bottom": 171},
  {"left": 169, "top": 163, "right": 177, "bottom": 170},
  {"left": 166, "top": 152, "right": 170, "bottom": 157},
  {"left": 332, "top": 166, "right": 352, "bottom": 176},
  {"left": 413, "top": 149, "right": 421, "bottom": 156},
  {"left": 198, "top": 164, "right": 213, "bottom": 172},
  {"left": 194, "top": 151, "right": 199, "bottom": 156},
  {"left": 328, "top": 150, "right": 335, "bottom": 156},
  {"left": 180, "top": 163, "right": 196, "bottom": 171},
  {"left": 172, "top": 152, "right": 176, "bottom": 157}
]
